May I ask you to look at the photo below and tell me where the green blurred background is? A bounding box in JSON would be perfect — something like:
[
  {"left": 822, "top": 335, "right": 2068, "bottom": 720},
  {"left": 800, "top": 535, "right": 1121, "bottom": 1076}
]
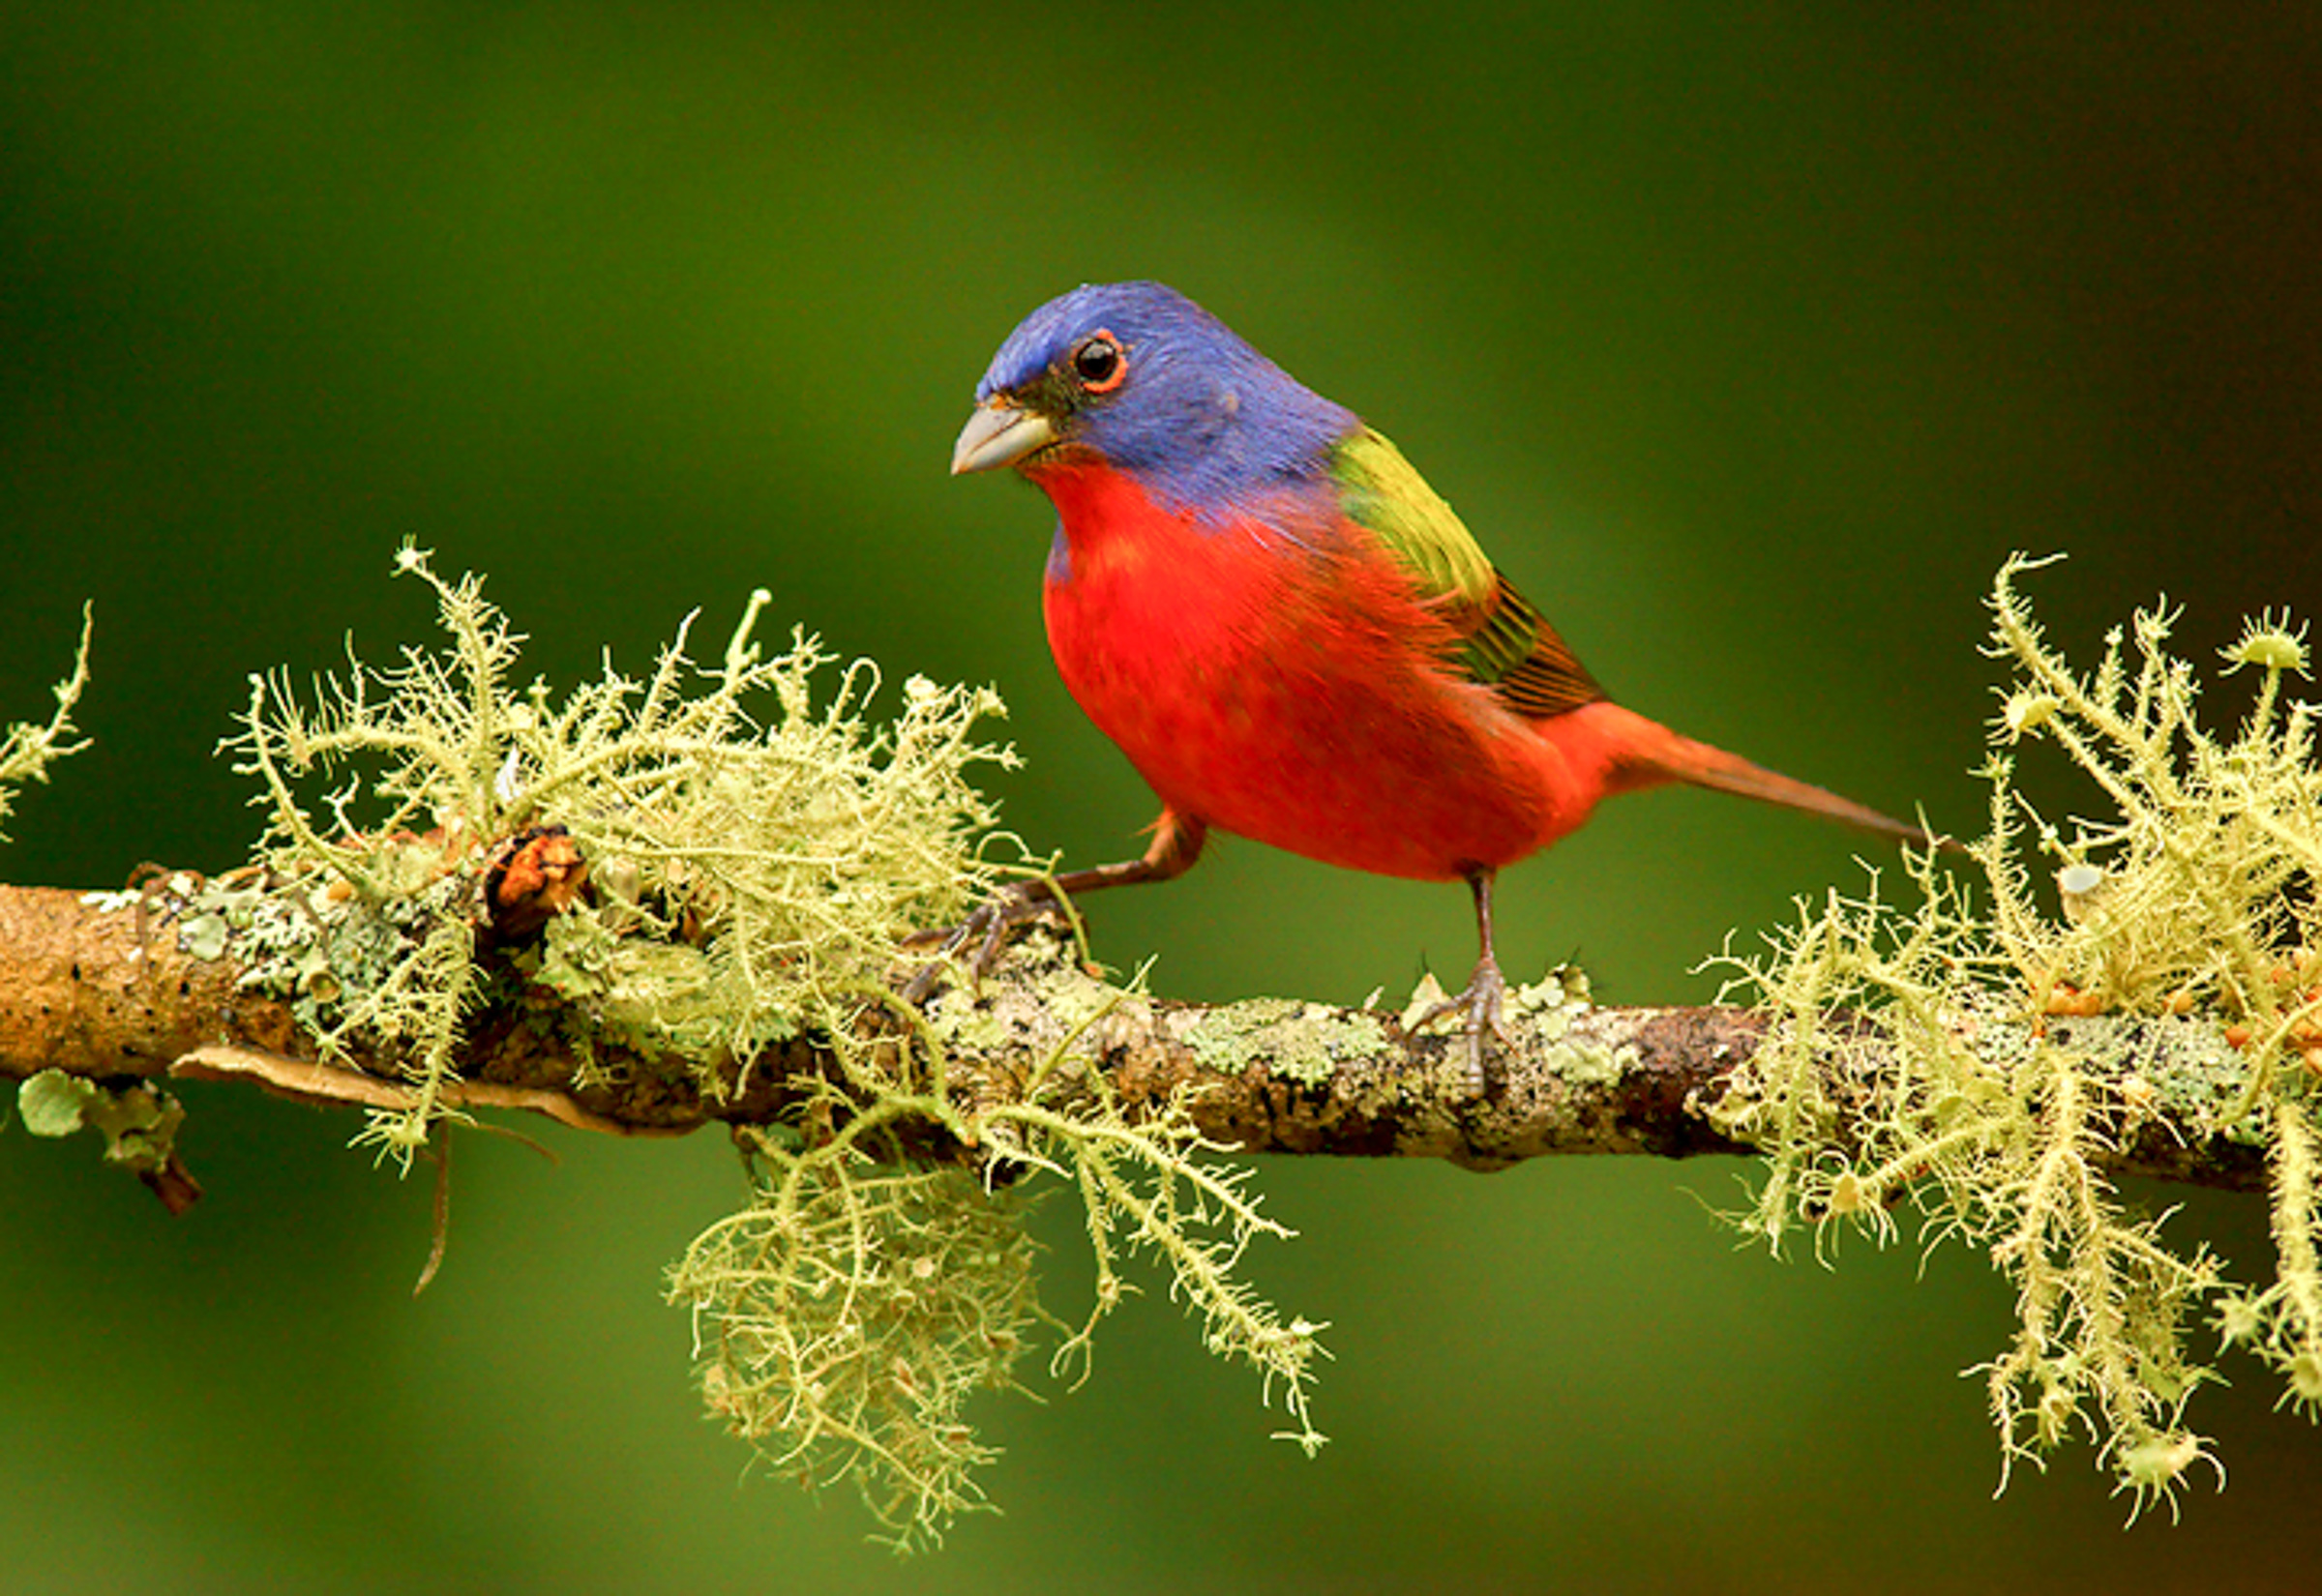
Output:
[{"left": 5, "top": 4, "right": 2318, "bottom": 1591}]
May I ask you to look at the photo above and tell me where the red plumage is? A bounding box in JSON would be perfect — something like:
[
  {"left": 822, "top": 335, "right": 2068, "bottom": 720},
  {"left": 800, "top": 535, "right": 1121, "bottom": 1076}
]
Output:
[
  {"left": 1038, "top": 459, "right": 1622, "bottom": 880},
  {"left": 1035, "top": 458, "right": 1910, "bottom": 882}
]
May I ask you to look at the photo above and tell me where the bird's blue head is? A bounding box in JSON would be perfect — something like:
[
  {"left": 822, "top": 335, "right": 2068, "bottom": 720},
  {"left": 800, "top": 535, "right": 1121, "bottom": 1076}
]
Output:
[{"left": 950, "top": 281, "right": 1357, "bottom": 521}]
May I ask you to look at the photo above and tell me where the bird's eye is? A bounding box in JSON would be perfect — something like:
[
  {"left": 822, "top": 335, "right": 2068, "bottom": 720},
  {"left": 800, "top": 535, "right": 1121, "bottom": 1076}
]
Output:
[{"left": 1070, "top": 332, "right": 1127, "bottom": 393}]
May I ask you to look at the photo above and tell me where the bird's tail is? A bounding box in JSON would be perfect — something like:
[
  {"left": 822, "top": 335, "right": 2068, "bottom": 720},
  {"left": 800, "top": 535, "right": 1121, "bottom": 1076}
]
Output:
[{"left": 1586, "top": 702, "right": 1943, "bottom": 849}]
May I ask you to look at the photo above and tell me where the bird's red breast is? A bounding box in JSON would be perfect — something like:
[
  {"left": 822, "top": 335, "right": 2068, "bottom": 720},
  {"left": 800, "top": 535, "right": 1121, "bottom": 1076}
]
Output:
[{"left": 1033, "top": 459, "right": 1651, "bottom": 882}]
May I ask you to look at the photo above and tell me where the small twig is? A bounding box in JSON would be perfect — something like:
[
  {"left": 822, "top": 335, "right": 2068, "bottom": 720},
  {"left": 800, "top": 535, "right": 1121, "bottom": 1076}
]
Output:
[{"left": 416, "top": 1127, "right": 453, "bottom": 1296}]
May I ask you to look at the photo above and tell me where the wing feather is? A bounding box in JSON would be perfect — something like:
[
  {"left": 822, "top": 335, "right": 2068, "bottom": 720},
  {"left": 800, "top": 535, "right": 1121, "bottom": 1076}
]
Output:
[{"left": 1330, "top": 429, "right": 1606, "bottom": 720}]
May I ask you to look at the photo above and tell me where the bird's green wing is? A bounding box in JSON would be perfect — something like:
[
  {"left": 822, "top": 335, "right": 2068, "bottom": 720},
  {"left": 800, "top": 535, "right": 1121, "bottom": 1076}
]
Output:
[{"left": 1329, "top": 428, "right": 1606, "bottom": 719}]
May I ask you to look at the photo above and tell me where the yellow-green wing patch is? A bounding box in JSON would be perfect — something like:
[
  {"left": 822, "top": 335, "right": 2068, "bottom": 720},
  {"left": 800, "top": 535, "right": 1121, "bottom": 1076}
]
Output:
[
  {"left": 1330, "top": 428, "right": 1498, "bottom": 608},
  {"left": 1330, "top": 429, "right": 1606, "bottom": 719}
]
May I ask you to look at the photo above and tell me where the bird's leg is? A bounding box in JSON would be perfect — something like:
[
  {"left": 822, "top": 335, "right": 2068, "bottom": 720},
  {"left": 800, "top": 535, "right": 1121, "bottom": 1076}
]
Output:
[
  {"left": 902, "top": 810, "right": 1208, "bottom": 1002},
  {"left": 1412, "top": 866, "right": 1509, "bottom": 1092}
]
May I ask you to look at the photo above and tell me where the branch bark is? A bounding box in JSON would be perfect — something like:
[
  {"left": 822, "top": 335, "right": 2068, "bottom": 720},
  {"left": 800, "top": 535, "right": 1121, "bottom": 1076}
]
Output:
[{"left": 0, "top": 880, "right": 2265, "bottom": 1197}]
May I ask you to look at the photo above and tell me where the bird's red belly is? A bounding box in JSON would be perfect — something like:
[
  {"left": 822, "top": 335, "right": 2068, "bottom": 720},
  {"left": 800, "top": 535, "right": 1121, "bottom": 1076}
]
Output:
[{"left": 1037, "top": 478, "right": 1604, "bottom": 881}]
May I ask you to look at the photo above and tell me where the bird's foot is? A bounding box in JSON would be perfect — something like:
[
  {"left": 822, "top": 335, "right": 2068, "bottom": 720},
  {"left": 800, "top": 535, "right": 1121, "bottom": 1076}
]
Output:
[
  {"left": 1411, "top": 955, "right": 1510, "bottom": 1094},
  {"left": 900, "top": 881, "right": 1060, "bottom": 1004}
]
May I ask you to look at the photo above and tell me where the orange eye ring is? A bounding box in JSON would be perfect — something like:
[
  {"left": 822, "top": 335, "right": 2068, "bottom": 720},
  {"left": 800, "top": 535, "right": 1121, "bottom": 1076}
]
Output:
[{"left": 1070, "top": 330, "right": 1128, "bottom": 393}]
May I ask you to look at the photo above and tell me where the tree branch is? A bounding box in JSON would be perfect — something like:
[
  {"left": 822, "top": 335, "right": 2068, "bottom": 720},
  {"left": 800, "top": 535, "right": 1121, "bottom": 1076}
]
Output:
[{"left": 0, "top": 879, "right": 2265, "bottom": 1197}]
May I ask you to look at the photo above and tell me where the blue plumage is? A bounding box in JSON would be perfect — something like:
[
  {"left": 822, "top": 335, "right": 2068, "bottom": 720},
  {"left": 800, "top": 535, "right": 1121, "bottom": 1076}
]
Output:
[{"left": 974, "top": 281, "right": 1357, "bottom": 524}]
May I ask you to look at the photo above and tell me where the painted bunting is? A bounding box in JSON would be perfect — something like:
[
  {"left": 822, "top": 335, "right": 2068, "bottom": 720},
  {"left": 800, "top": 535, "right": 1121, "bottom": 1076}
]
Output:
[{"left": 944, "top": 281, "right": 1929, "bottom": 1080}]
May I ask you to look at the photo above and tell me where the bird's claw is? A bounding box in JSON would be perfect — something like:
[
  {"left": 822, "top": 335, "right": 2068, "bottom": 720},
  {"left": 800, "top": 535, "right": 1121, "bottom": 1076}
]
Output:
[
  {"left": 900, "top": 882, "right": 1059, "bottom": 1005},
  {"left": 1412, "top": 958, "right": 1511, "bottom": 1094}
]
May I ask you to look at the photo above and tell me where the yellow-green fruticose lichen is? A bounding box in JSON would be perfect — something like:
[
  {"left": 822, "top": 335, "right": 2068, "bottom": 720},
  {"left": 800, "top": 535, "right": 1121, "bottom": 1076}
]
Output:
[
  {"left": 1712, "top": 554, "right": 2319, "bottom": 1521},
  {"left": 667, "top": 961, "right": 1325, "bottom": 1551},
  {"left": 224, "top": 545, "right": 1015, "bottom": 1158},
  {"left": 222, "top": 549, "right": 1321, "bottom": 1550},
  {"left": 0, "top": 605, "right": 92, "bottom": 843}
]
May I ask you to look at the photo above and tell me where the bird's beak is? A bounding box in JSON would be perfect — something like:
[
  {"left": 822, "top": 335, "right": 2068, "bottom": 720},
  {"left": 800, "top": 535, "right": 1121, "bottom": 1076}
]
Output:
[{"left": 950, "top": 399, "right": 1057, "bottom": 475}]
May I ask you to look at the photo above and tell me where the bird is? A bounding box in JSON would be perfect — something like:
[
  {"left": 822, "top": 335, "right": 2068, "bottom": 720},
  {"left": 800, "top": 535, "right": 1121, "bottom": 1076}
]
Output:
[{"left": 941, "top": 280, "right": 1931, "bottom": 1083}]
